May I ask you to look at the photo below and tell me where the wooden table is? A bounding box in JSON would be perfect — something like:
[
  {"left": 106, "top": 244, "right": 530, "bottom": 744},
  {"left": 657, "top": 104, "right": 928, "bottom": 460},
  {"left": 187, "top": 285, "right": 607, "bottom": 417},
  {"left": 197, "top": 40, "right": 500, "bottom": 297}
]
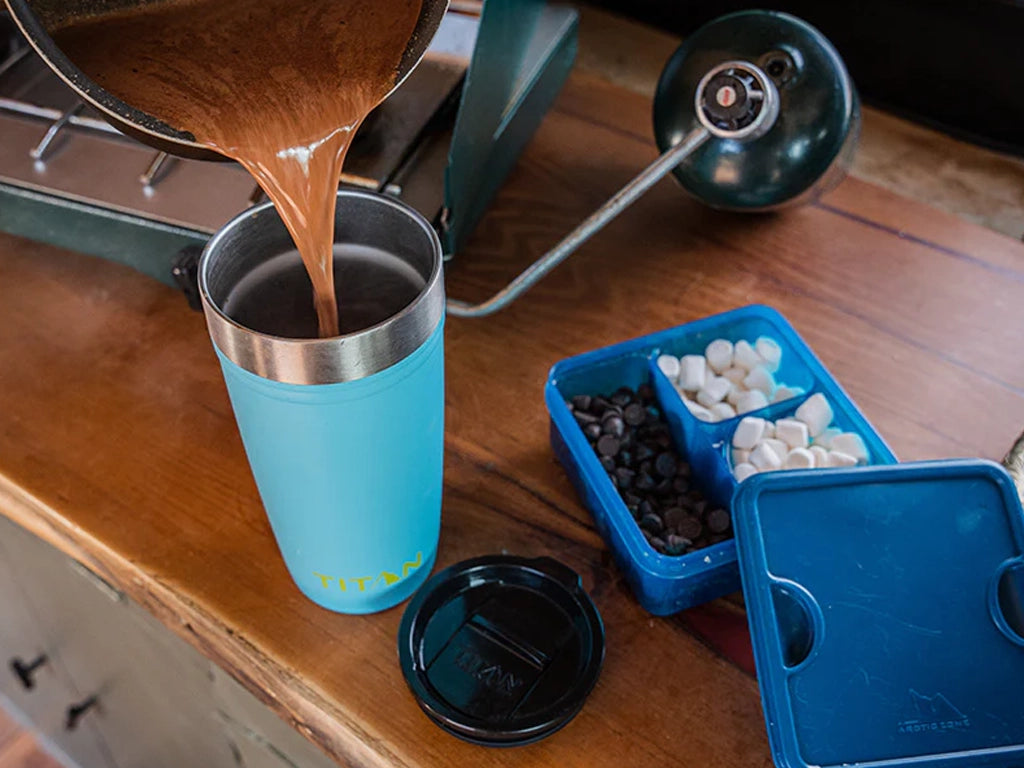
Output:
[{"left": 1, "top": 72, "right": 1023, "bottom": 767}]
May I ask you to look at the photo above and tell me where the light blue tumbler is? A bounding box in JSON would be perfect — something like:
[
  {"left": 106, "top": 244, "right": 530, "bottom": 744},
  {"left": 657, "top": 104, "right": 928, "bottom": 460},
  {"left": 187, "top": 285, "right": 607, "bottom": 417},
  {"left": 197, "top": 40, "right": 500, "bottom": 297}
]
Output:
[{"left": 198, "top": 190, "right": 445, "bottom": 614}]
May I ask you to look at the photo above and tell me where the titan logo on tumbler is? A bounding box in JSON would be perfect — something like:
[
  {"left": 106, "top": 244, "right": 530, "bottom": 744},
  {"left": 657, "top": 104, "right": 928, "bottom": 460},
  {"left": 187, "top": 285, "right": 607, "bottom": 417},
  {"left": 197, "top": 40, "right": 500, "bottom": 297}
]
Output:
[{"left": 313, "top": 552, "right": 423, "bottom": 593}]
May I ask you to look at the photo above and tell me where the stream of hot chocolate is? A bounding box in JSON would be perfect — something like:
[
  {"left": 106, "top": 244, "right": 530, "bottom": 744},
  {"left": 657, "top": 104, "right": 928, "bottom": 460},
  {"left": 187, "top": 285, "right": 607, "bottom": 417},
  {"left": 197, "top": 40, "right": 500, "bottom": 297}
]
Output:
[{"left": 54, "top": 0, "right": 423, "bottom": 337}]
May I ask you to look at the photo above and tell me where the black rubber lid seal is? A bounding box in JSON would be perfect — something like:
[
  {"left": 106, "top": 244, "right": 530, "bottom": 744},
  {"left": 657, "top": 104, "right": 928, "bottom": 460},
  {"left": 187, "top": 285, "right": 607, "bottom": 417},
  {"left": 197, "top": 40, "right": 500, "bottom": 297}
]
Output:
[{"left": 398, "top": 555, "right": 605, "bottom": 747}]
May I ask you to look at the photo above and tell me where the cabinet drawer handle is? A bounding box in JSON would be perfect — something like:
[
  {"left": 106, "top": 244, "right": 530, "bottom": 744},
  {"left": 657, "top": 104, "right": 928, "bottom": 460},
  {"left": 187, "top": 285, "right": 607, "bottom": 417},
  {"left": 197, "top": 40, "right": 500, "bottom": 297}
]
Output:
[
  {"left": 9, "top": 655, "right": 48, "bottom": 690},
  {"left": 65, "top": 696, "right": 98, "bottom": 730}
]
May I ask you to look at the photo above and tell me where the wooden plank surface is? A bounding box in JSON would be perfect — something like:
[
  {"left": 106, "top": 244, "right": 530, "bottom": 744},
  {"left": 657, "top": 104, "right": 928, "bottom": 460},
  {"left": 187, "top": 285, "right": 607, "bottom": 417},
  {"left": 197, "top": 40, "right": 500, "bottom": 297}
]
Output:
[{"left": 0, "top": 71, "right": 1022, "bottom": 768}]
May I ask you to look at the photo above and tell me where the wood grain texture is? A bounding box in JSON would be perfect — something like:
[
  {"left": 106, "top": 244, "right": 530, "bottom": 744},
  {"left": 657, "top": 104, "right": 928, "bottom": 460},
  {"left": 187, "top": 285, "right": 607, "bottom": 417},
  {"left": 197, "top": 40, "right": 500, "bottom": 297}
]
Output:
[{"left": 0, "top": 71, "right": 1022, "bottom": 768}]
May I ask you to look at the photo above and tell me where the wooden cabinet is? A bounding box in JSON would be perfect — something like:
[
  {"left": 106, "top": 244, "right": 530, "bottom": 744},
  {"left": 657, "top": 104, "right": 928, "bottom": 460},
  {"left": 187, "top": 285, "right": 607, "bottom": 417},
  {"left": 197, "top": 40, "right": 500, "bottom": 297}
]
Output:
[
  {"left": 0, "top": 515, "right": 339, "bottom": 768},
  {"left": 0, "top": 517, "right": 114, "bottom": 768}
]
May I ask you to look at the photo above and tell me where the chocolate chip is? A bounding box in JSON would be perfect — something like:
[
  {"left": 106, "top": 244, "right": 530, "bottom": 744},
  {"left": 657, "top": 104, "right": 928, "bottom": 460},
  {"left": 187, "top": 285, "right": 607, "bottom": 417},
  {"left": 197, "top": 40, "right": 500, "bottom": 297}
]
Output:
[
  {"left": 635, "top": 444, "right": 655, "bottom": 463},
  {"left": 640, "top": 513, "right": 663, "bottom": 535},
  {"left": 574, "top": 410, "right": 599, "bottom": 426},
  {"left": 623, "top": 403, "right": 647, "bottom": 426},
  {"left": 601, "top": 415, "right": 626, "bottom": 438},
  {"left": 615, "top": 467, "right": 635, "bottom": 489},
  {"left": 673, "top": 477, "right": 690, "bottom": 494},
  {"left": 677, "top": 515, "right": 703, "bottom": 540},
  {"left": 571, "top": 394, "right": 592, "bottom": 412},
  {"left": 707, "top": 507, "right": 731, "bottom": 534},
  {"left": 662, "top": 506, "right": 687, "bottom": 531},
  {"left": 654, "top": 452, "right": 678, "bottom": 479},
  {"left": 584, "top": 423, "right": 602, "bottom": 441},
  {"left": 597, "top": 434, "right": 620, "bottom": 457},
  {"left": 635, "top": 472, "right": 655, "bottom": 491},
  {"left": 593, "top": 396, "right": 613, "bottom": 412},
  {"left": 611, "top": 387, "right": 634, "bottom": 407},
  {"left": 618, "top": 450, "right": 633, "bottom": 467},
  {"left": 599, "top": 455, "right": 616, "bottom": 472}
]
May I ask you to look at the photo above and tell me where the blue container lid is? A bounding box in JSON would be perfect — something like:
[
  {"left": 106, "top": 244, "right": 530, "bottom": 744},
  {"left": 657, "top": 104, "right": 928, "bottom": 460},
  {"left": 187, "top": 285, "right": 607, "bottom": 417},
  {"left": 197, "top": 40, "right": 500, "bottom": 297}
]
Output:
[{"left": 732, "top": 460, "right": 1024, "bottom": 768}]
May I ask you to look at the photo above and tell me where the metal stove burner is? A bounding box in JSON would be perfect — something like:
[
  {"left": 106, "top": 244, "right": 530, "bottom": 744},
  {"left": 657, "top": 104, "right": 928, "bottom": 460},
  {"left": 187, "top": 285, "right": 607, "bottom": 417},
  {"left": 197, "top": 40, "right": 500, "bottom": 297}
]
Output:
[{"left": 0, "top": 9, "right": 476, "bottom": 234}]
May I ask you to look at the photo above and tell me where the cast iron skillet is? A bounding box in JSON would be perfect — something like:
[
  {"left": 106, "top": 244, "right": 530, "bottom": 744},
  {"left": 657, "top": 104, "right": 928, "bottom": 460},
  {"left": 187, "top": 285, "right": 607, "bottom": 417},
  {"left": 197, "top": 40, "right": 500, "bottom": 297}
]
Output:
[{"left": 2, "top": 0, "right": 450, "bottom": 159}]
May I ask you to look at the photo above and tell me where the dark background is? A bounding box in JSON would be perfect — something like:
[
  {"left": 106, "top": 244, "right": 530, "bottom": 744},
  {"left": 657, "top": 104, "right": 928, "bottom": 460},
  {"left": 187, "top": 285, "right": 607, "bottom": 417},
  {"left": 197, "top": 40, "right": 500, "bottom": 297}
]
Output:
[{"left": 586, "top": 0, "right": 1024, "bottom": 157}]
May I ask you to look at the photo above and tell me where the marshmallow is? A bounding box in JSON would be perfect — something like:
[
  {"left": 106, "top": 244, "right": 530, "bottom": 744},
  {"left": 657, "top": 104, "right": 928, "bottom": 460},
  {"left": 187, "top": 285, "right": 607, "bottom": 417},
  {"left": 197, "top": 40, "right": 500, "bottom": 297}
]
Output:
[
  {"left": 733, "top": 340, "right": 762, "bottom": 371},
  {"left": 755, "top": 336, "right": 782, "bottom": 373},
  {"left": 762, "top": 420, "right": 776, "bottom": 439},
  {"left": 772, "top": 385, "right": 804, "bottom": 404},
  {"left": 812, "top": 427, "right": 843, "bottom": 449},
  {"left": 732, "top": 416, "right": 767, "bottom": 449},
  {"left": 795, "top": 393, "right": 834, "bottom": 437},
  {"left": 710, "top": 402, "right": 737, "bottom": 421},
  {"left": 784, "top": 447, "right": 815, "bottom": 469},
  {"left": 732, "top": 448, "right": 751, "bottom": 465},
  {"left": 678, "top": 355, "right": 707, "bottom": 391},
  {"left": 721, "top": 366, "right": 747, "bottom": 385},
  {"left": 696, "top": 376, "right": 731, "bottom": 407},
  {"left": 809, "top": 445, "right": 829, "bottom": 468},
  {"left": 763, "top": 438, "right": 790, "bottom": 460},
  {"left": 831, "top": 432, "right": 869, "bottom": 463},
  {"left": 828, "top": 450, "right": 858, "bottom": 468},
  {"left": 657, "top": 354, "right": 681, "bottom": 381},
  {"left": 750, "top": 441, "right": 783, "bottom": 471},
  {"left": 683, "top": 399, "right": 715, "bottom": 422},
  {"left": 734, "top": 462, "right": 758, "bottom": 482},
  {"left": 705, "top": 339, "right": 734, "bottom": 373},
  {"left": 775, "top": 418, "right": 810, "bottom": 449},
  {"left": 743, "top": 365, "right": 776, "bottom": 396},
  {"left": 735, "top": 389, "right": 769, "bottom": 414},
  {"left": 726, "top": 387, "right": 745, "bottom": 407}
]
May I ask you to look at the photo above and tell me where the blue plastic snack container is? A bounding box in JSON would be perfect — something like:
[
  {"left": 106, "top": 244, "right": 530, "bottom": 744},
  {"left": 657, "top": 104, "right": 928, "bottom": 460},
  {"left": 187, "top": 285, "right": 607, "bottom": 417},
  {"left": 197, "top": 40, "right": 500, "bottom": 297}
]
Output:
[
  {"left": 199, "top": 190, "right": 446, "bottom": 614},
  {"left": 732, "top": 460, "right": 1024, "bottom": 768},
  {"left": 545, "top": 305, "right": 897, "bottom": 615}
]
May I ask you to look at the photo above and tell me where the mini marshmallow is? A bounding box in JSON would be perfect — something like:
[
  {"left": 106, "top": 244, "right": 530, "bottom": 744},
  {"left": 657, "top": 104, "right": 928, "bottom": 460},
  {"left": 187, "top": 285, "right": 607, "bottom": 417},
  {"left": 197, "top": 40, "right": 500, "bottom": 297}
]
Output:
[
  {"left": 763, "top": 438, "right": 790, "bottom": 460},
  {"left": 827, "top": 450, "right": 858, "bottom": 467},
  {"left": 705, "top": 339, "right": 734, "bottom": 373},
  {"left": 678, "top": 355, "right": 707, "bottom": 391},
  {"left": 710, "top": 402, "right": 736, "bottom": 421},
  {"left": 732, "top": 448, "right": 751, "bottom": 465},
  {"left": 735, "top": 389, "right": 769, "bottom": 414},
  {"left": 755, "top": 336, "right": 782, "bottom": 373},
  {"left": 750, "top": 441, "right": 783, "bottom": 471},
  {"left": 722, "top": 366, "right": 747, "bottom": 385},
  {"left": 733, "top": 462, "right": 758, "bottom": 482},
  {"left": 809, "top": 445, "right": 829, "bottom": 468},
  {"left": 762, "top": 420, "right": 776, "bottom": 439},
  {"left": 795, "top": 393, "right": 834, "bottom": 437},
  {"left": 831, "top": 432, "right": 868, "bottom": 463},
  {"left": 784, "top": 447, "right": 815, "bottom": 469},
  {"left": 812, "top": 427, "right": 843, "bottom": 449},
  {"left": 733, "top": 340, "right": 762, "bottom": 371},
  {"left": 696, "top": 376, "right": 731, "bottom": 407},
  {"left": 775, "top": 418, "right": 809, "bottom": 449},
  {"left": 772, "top": 385, "right": 804, "bottom": 404},
  {"left": 683, "top": 399, "right": 715, "bottom": 422},
  {"left": 743, "top": 365, "right": 776, "bottom": 396},
  {"left": 726, "top": 387, "right": 745, "bottom": 407},
  {"left": 732, "top": 416, "right": 766, "bottom": 449},
  {"left": 657, "top": 354, "right": 681, "bottom": 381}
]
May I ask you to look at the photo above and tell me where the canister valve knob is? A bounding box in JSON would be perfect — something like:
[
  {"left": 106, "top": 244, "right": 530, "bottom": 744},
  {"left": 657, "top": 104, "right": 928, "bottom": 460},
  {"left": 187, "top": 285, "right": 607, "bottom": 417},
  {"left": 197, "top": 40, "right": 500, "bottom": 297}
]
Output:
[{"left": 695, "top": 61, "right": 779, "bottom": 140}]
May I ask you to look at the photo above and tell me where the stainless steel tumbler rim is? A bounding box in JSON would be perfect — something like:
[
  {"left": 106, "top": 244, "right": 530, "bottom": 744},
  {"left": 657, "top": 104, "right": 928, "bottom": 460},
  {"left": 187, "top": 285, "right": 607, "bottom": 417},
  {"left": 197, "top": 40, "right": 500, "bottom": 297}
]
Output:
[{"left": 199, "top": 189, "right": 445, "bottom": 386}]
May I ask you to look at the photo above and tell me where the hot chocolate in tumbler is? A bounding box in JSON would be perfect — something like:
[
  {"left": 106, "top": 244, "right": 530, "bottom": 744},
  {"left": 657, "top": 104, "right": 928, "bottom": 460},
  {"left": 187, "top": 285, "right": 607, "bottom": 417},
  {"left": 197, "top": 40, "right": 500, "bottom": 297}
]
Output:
[{"left": 199, "top": 190, "right": 445, "bottom": 614}]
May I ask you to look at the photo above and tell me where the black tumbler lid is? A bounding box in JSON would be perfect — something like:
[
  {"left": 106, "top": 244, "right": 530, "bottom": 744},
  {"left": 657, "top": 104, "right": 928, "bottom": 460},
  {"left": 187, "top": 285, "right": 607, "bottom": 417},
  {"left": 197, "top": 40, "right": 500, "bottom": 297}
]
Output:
[{"left": 398, "top": 555, "right": 605, "bottom": 746}]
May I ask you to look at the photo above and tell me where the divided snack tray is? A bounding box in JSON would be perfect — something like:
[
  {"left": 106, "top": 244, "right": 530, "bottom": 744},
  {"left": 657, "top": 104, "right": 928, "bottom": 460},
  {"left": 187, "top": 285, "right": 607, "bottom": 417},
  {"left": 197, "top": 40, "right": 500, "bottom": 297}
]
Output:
[{"left": 545, "top": 305, "right": 898, "bottom": 615}]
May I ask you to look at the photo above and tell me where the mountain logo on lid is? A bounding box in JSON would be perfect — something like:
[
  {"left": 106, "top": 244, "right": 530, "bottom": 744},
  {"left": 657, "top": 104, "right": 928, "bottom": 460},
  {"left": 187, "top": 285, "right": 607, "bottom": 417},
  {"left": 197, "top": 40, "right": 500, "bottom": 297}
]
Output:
[{"left": 898, "top": 690, "right": 970, "bottom": 734}]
